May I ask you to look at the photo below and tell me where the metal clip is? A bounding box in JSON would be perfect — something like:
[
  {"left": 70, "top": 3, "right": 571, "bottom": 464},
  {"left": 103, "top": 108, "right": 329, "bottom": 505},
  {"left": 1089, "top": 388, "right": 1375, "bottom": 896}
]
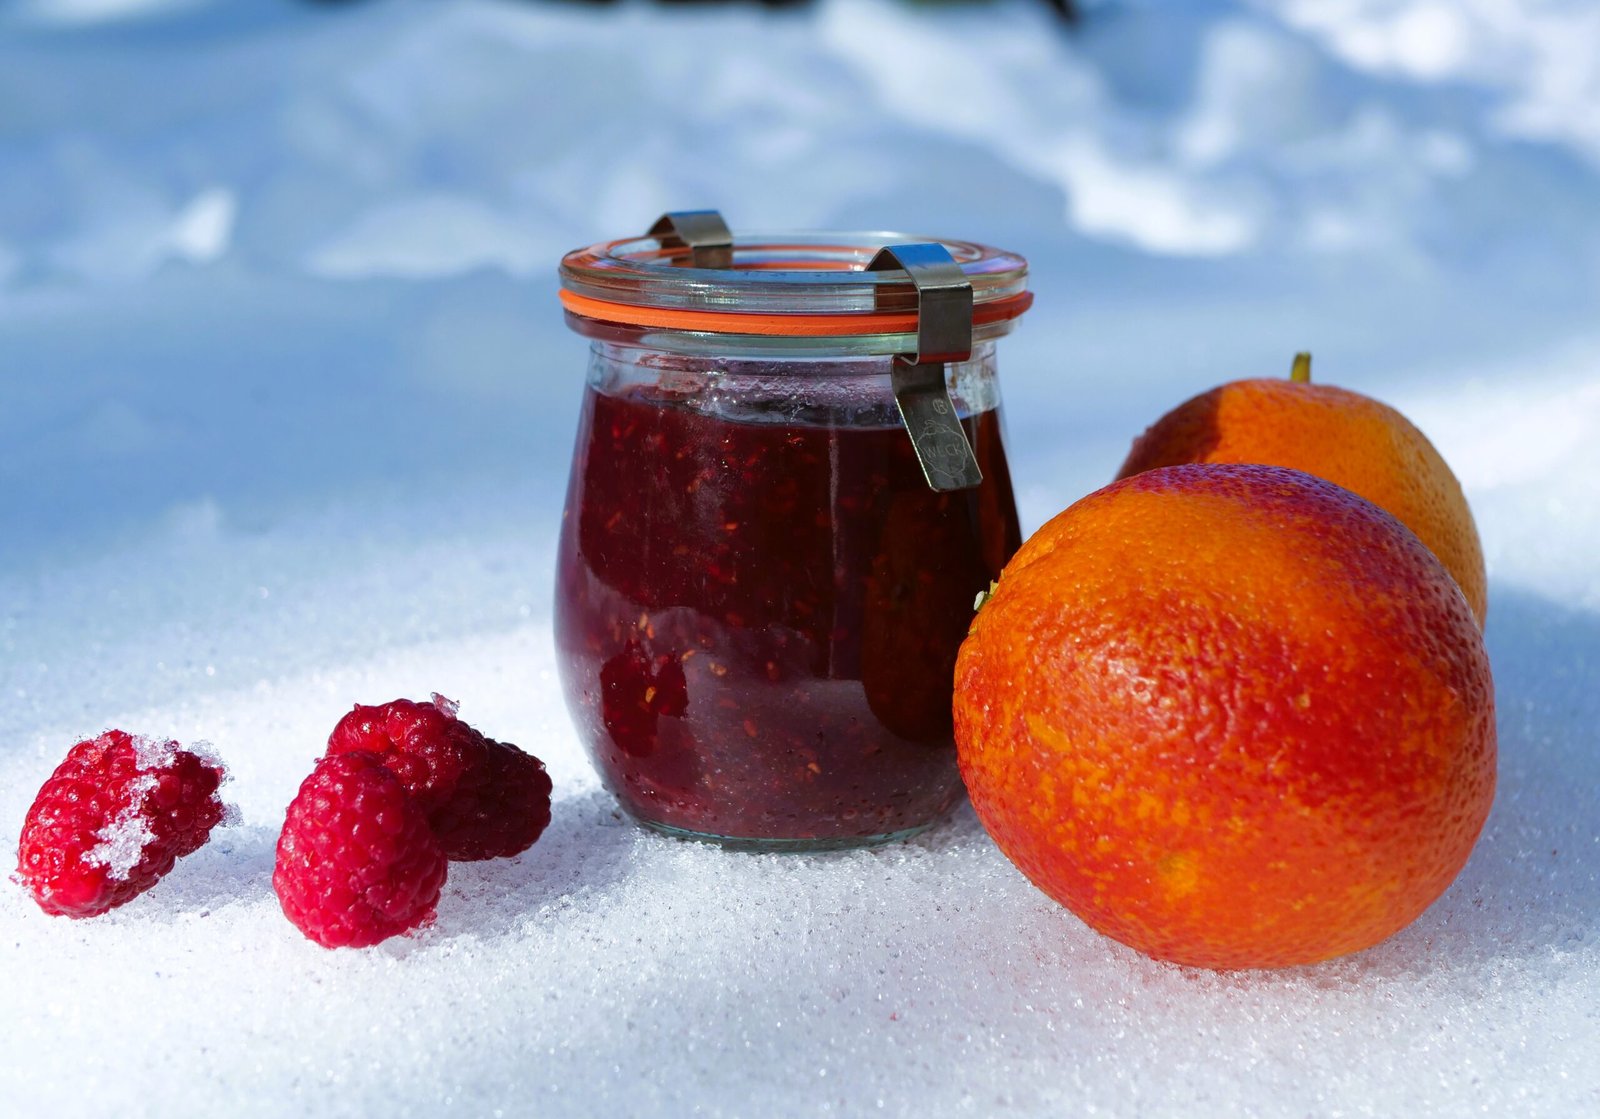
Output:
[
  {"left": 867, "top": 243, "right": 983, "bottom": 492},
  {"left": 649, "top": 210, "right": 734, "bottom": 269}
]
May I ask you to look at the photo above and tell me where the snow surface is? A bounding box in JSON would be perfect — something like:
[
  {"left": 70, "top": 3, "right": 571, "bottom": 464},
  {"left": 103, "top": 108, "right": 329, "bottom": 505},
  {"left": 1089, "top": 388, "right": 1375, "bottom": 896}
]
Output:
[{"left": 2, "top": 0, "right": 1598, "bottom": 1114}]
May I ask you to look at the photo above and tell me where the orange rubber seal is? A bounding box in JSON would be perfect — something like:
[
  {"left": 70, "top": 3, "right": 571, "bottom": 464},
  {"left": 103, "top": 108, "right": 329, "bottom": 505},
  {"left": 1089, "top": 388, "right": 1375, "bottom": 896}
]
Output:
[{"left": 559, "top": 289, "right": 1034, "bottom": 337}]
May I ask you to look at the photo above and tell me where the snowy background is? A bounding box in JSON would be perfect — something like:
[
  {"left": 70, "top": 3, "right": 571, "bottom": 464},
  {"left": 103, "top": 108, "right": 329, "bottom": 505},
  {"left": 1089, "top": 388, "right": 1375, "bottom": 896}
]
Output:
[{"left": 2, "top": 0, "right": 1598, "bottom": 1113}]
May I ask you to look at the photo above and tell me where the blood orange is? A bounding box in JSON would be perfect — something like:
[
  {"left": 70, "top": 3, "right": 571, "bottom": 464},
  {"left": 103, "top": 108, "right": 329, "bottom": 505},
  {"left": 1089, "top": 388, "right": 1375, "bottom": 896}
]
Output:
[{"left": 953, "top": 464, "right": 1495, "bottom": 969}]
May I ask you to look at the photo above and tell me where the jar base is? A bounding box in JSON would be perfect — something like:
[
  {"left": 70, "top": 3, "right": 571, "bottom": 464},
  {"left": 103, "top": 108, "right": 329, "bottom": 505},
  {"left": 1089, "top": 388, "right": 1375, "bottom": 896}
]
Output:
[{"left": 633, "top": 816, "right": 941, "bottom": 853}]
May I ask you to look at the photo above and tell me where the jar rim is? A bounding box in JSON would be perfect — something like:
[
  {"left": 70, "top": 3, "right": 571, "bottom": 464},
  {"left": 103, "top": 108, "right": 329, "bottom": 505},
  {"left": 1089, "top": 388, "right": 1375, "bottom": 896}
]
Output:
[{"left": 558, "top": 230, "right": 1030, "bottom": 338}]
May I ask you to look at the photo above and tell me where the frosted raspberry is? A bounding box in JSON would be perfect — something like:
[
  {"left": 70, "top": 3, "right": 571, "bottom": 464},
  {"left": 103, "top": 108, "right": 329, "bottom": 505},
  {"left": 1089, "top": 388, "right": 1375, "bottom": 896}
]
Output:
[
  {"left": 15, "top": 730, "right": 227, "bottom": 918},
  {"left": 273, "top": 752, "right": 447, "bottom": 949},
  {"left": 327, "top": 695, "right": 551, "bottom": 861}
]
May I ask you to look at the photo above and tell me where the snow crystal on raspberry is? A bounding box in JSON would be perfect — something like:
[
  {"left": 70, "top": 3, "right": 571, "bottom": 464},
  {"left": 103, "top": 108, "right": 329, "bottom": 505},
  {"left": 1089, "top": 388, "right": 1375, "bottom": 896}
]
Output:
[
  {"left": 83, "top": 774, "right": 159, "bottom": 879},
  {"left": 179, "top": 737, "right": 225, "bottom": 771},
  {"left": 183, "top": 737, "right": 239, "bottom": 823},
  {"left": 127, "top": 733, "right": 179, "bottom": 771}
]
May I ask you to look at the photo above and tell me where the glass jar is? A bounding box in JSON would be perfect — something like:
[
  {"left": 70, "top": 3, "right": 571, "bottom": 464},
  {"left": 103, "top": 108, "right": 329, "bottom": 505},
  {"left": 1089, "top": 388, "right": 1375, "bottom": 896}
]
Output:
[{"left": 554, "top": 218, "right": 1030, "bottom": 850}]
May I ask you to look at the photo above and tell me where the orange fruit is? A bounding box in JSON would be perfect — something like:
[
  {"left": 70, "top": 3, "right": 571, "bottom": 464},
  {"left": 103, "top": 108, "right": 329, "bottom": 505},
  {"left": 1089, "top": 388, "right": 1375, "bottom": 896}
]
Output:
[
  {"left": 1117, "top": 354, "right": 1487, "bottom": 625},
  {"left": 953, "top": 464, "right": 1496, "bottom": 970}
]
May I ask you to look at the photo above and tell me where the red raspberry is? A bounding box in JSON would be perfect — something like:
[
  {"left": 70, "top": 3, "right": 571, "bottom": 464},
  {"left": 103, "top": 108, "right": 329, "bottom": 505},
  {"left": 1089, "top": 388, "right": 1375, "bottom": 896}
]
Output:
[
  {"left": 327, "top": 695, "right": 551, "bottom": 861},
  {"left": 273, "top": 752, "right": 447, "bottom": 949},
  {"left": 430, "top": 737, "right": 554, "bottom": 861},
  {"left": 326, "top": 695, "right": 482, "bottom": 815},
  {"left": 15, "top": 730, "right": 227, "bottom": 918}
]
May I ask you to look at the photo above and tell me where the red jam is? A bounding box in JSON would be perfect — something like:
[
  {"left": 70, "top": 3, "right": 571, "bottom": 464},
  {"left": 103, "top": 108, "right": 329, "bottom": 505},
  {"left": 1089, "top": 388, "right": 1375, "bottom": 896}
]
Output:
[{"left": 554, "top": 383, "right": 1021, "bottom": 845}]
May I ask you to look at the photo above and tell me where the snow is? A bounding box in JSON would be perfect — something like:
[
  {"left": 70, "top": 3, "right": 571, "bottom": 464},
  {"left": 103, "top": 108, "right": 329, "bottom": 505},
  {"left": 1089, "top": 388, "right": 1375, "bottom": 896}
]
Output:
[{"left": 2, "top": 0, "right": 1598, "bottom": 1113}]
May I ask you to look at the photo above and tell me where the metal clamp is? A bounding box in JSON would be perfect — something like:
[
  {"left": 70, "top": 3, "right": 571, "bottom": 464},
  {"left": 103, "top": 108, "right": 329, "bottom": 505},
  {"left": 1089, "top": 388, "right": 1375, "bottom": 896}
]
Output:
[
  {"left": 650, "top": 210, "right": 733, "bottom": 269},
  {"left": 867, "top": 243, "right": 984, "bottom": 492}
]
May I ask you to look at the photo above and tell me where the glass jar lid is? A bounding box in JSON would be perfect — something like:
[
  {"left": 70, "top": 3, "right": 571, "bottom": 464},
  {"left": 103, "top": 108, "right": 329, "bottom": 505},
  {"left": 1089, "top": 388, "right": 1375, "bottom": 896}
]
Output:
[{"left": 559, "top": 226, "right": 1030, "bottom": 353}]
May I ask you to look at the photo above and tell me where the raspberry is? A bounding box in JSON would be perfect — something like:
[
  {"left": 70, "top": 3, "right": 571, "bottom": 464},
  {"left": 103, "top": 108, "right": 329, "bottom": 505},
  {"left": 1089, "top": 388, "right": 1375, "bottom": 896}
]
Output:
[
  {"left": 326, "top": 695, "right": 482, "bottom": 815},
  {"left": 430, "top": 737, "right": 554, "bottom": 861},
  {"left": 15, "top": 730, "right": 227, "bottom": 918},
  {"left": 273, "top": 752, "right": 447, "bottom": 949},
  {"left": 327, "top": 695, "right": 552, "bottom": 861}
]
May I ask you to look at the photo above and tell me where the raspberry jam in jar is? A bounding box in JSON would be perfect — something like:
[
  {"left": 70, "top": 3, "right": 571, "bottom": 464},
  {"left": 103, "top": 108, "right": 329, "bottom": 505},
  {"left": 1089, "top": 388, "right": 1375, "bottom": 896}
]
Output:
[{"left": 555, "top": 216, "right": 1030, "bottom": 850}]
